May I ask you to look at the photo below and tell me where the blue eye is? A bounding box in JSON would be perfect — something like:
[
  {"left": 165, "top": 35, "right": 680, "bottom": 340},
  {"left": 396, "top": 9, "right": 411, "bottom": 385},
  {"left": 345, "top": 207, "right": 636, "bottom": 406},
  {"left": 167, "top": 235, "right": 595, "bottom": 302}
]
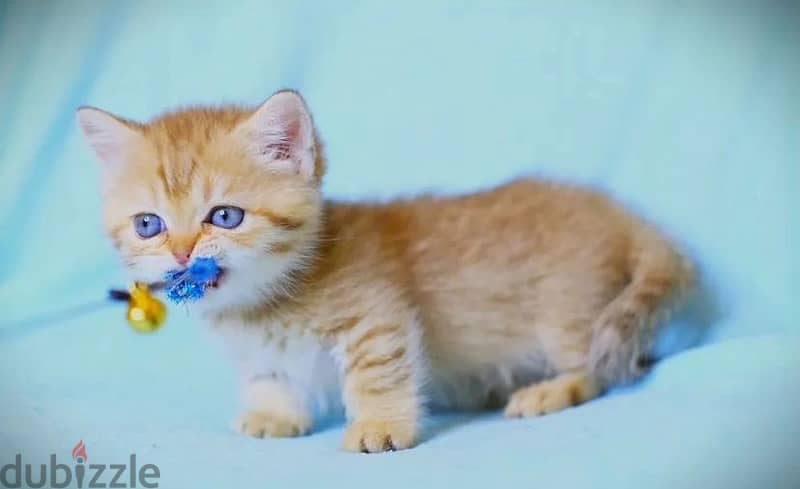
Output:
[
  {"left": 208, "top": 206, "right": 244, "bottom": 229},
  {"left": 133, "top": 213, "right": 164, "bottom": 239}
]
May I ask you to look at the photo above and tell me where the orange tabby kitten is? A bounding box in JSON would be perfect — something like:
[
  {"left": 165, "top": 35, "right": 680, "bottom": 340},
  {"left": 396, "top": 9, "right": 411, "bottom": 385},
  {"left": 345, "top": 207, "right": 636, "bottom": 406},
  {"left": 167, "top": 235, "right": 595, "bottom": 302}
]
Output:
[{"left": 77, "top": 90, "right": 694, "bottom": 453}]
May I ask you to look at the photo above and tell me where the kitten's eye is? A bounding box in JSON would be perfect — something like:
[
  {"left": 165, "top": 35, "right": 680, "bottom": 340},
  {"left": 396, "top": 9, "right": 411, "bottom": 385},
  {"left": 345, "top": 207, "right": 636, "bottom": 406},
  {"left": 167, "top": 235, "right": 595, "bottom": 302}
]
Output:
[
  {"left": 133, "top": 213, "right": 164, "bottom": 239},
  {"left": 208, "top": 206, "right": 245, "bottom": 229}
]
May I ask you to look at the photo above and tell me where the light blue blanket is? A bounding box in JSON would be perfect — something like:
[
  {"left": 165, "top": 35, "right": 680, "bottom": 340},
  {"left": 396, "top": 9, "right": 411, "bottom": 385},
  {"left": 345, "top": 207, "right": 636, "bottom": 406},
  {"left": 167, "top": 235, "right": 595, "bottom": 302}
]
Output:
[{"left": 1, "top": 1, "right": 798, "bottom": 488}]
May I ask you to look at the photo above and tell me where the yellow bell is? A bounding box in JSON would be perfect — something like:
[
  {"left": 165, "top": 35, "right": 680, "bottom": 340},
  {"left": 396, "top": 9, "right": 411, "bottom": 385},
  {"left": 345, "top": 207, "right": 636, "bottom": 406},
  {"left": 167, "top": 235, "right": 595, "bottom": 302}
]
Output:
[{"left": 126, "top": 283, "right": 166, "bottom": 333}]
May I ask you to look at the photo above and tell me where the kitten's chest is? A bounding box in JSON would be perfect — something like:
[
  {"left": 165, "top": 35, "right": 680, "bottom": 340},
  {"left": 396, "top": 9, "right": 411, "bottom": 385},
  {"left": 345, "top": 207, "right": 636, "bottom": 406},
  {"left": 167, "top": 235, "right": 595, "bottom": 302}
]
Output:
[{"left": 212, "top": 320, "right": 341, "bottom": 408}]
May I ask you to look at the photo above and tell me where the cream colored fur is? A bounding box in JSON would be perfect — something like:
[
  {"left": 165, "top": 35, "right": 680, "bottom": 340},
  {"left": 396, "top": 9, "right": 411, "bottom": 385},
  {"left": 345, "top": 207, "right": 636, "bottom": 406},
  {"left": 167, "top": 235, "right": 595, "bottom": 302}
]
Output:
[{"left": 78, "top": 90, "right": 694, "bottom": 453}]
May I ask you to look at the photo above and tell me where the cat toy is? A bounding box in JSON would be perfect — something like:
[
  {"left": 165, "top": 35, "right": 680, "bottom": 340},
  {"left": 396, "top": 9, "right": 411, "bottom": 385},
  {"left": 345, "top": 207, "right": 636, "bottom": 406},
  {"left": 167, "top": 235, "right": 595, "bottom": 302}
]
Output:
[{"left": 0, "top": 257, "right": 221, "bottom": 338}]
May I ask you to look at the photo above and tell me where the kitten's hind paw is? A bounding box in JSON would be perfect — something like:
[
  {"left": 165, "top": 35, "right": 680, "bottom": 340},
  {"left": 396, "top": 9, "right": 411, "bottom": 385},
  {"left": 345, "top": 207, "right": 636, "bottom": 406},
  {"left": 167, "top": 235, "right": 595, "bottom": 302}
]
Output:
[
  {"left": 505, "top": 371, "right": 598, "bottom": 418},
  {"left": 233, "top": 411, "right": 309, "bottom": 439},
  {"left": 342, "top": 419, "right": 417, "bottom": 453}
]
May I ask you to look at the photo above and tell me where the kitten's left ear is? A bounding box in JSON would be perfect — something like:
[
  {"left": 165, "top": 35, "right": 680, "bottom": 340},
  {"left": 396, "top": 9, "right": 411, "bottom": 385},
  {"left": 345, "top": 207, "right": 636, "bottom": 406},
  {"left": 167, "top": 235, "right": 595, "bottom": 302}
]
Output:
[{"left": 238, "top": 90, "right": 320, "bottom": 181}]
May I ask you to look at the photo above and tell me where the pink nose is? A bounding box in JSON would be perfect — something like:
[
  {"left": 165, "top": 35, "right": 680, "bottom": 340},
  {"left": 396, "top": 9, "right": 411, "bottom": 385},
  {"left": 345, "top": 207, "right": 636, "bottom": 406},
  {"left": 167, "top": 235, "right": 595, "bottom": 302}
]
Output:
[{"left": 169, "top": 235, "right": 197, "bottom": 267}]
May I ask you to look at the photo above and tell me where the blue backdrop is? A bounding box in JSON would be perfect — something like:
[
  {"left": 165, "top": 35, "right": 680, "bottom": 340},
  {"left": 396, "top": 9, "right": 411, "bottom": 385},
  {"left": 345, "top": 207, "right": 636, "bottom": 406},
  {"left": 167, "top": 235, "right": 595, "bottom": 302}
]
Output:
[{"left": 1, "top": 1, "right": 798, "bottom": 488}]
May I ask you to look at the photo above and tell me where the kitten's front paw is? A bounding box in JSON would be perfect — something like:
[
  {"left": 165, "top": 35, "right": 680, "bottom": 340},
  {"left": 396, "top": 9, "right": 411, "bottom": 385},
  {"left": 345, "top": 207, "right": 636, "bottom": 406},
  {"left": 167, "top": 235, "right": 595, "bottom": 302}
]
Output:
[
  {"left": 233, "top": 411, "right": 309, "bottom": 439},
  {"left": 342, "top": 419, "right": 417, "bottom": 453}
]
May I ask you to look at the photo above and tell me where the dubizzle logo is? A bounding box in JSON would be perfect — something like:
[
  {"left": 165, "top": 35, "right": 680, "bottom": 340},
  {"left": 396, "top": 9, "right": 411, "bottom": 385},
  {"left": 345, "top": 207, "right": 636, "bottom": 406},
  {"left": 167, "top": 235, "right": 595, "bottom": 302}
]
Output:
[
  {"left": 0, "top": 440, "right": 160, "bottom": 488},
  {"left": 72, "top": 440, "right": 88, "bottom": 464}
]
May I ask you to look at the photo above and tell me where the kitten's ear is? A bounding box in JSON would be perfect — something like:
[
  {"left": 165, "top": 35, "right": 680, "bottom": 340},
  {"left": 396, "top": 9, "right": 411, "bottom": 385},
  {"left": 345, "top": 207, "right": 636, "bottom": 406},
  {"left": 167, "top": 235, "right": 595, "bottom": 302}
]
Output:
[
  {"left": 238, "top": 90, "right": 320, "bottom": 181},
  {"left": 76, "top": 107, "right": 140, "bottom": 166}
]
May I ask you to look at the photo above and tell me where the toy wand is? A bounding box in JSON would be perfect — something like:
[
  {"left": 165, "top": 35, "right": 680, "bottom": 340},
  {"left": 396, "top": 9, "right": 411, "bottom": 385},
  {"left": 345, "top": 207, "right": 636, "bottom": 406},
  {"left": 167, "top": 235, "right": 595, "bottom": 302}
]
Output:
[
  {"left": 0, "top": 283, "right": 167, "bottom": 340},
  {"left": 0, "top": 257, "right": 221, "bottom": 339}
]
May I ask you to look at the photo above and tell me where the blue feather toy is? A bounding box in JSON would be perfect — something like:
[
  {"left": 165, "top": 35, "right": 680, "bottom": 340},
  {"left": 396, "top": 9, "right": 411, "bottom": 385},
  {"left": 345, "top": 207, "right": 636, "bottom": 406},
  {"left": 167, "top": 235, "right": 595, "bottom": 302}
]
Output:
[{"left": 163, "top": 257, "right": 222, "bottom": 304}]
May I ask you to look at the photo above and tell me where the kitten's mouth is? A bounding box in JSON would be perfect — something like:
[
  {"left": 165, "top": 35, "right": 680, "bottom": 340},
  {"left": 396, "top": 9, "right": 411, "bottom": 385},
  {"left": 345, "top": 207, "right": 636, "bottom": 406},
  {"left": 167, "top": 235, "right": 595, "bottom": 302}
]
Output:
[
  {"left": 160, "top": 258, "right": 227, "bottom": 304},
  {"left": 207, "top": 269, "right": 226, "bottom": 289},
  {"left": 197, "top": 267, "right": 227, "bottom": 293},
  {"left": 152, "top": 268, "right": 226, "bottom": 291}
]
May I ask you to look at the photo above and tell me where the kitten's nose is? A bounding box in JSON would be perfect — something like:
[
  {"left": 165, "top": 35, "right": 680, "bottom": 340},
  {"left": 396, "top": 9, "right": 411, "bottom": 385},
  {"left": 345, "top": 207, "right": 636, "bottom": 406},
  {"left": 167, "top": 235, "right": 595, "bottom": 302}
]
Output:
[
  {"left": 169, "top": 235, "right": 197, "bottom": 267},
  {"left": 172, "top": 252, "right": 190, "bottom": 266}
]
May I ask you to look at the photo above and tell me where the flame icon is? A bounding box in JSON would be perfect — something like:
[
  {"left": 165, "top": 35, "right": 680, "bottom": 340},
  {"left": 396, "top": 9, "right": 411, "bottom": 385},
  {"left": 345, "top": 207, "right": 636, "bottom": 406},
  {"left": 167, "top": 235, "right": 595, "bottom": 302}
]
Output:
[{"left": 72, "top": 440, "right": 88, "bottom": 463}]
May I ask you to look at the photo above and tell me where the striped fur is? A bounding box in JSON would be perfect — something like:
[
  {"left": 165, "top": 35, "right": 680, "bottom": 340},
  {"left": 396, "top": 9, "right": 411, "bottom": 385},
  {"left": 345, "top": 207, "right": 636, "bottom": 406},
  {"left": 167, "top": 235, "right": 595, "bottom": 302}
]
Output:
[{"left": 79, "top": 91, "right": 695, "bottom": 453}]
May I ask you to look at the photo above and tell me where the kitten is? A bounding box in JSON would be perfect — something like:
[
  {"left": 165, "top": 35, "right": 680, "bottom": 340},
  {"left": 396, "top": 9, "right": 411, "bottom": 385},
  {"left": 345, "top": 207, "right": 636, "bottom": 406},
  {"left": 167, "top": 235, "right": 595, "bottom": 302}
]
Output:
[{"left": 77, "top": 90, "right": 694, "bottom": 453}]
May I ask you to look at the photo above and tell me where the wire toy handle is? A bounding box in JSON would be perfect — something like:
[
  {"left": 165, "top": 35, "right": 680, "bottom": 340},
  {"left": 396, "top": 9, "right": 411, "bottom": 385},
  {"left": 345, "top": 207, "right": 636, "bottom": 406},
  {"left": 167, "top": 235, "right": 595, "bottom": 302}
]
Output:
[{"left": 0, "top": 283, "right": 167, "bottom": 341}]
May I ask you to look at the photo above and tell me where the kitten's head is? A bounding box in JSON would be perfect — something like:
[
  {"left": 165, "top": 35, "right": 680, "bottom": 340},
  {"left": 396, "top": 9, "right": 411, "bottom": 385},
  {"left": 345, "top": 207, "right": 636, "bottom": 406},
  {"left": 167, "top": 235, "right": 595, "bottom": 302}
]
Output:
[{"left": 77, "top": 91, "right": 325, "bottom": 314}]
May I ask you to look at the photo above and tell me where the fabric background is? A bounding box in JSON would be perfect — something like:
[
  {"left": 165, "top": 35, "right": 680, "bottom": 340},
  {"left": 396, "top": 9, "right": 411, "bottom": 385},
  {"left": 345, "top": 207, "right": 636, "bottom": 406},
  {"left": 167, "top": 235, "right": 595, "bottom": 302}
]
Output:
[{"left": 1, "top": 1, "right": 798, "bottom": 488}]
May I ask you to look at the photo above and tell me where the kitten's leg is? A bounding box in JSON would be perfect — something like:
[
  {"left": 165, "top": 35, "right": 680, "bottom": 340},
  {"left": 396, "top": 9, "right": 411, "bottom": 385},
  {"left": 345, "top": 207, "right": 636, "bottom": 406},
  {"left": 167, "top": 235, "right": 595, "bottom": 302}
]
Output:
[
  {"left": 335, "top": 318, "right": 423, "bottom": 453},
  {"left": 233, "top": 375, "right": 311, "bottom": 438},
  {"left": 506, "top": 230, "right": 693, "bottom": 418},
  {"left": 504, "top": 315, "right": 599, "bottom": 418},
  {"left": 505, "top": 370, "right": 598, "bottom": 417}
]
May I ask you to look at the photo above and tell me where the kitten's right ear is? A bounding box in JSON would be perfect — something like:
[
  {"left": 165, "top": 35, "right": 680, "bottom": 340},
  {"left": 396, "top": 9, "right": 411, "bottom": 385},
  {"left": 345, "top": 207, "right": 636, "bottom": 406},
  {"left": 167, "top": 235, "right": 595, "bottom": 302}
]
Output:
[{"left": 76, "top": 106, "right": 140, "bottom": 166}]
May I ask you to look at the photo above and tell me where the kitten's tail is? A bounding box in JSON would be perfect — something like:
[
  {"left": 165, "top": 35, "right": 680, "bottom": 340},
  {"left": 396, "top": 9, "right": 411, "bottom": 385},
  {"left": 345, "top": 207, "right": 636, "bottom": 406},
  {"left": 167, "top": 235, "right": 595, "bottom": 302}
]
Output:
[{"left": 588, "top": 225, "right": 695, "bottom": 388}]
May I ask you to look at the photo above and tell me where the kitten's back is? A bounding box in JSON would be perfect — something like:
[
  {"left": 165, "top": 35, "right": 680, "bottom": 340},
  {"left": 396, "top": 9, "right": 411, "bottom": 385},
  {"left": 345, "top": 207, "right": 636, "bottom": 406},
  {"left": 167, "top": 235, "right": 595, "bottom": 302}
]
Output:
[{"left": 322, "top": 179, "right": 690, "bottom": 407}]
